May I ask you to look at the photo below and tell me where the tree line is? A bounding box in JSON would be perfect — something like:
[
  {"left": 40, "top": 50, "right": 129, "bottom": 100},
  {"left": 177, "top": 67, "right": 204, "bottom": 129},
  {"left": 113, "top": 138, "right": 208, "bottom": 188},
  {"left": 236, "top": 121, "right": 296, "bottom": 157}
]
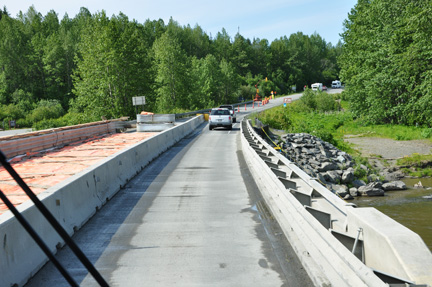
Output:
[
  {"left": 339, "top": 0, "right": 432, "bottom": 127},
  {"left": 0, "top": 6, "right": 341, "bottom": 129}
]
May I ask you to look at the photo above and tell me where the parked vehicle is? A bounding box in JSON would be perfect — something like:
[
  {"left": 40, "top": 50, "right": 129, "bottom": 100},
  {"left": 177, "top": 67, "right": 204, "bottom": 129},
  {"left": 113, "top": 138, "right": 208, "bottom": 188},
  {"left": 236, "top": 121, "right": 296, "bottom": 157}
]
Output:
[
  {"left": 311, "top": 83, "right": 323, "bottom": 91},
  {"left": 209, "top": 108, "right": 232, "bottom": 130},
  {"left": 219, "top": 104, "right": 236, "bottom": 123},
  {"left": 331, "top": 80, "right": 341, "bottom": 88}
]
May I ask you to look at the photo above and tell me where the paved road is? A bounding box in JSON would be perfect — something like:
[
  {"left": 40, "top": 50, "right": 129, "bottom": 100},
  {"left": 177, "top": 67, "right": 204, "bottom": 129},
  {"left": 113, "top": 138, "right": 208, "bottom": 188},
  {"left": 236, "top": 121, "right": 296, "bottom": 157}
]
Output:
[
  {"left": 0, "top": 128, "right": 33, "bottom": 137},
  {"left": 25, "top": 94, "right": 312, "bottom": 286}
]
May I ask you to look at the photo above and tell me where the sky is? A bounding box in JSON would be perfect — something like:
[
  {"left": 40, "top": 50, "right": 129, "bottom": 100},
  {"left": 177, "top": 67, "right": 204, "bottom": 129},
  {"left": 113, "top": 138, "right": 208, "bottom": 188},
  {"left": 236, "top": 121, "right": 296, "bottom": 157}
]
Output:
[{"left": 2, "top": 0, "right": 358, "bottom": 45}]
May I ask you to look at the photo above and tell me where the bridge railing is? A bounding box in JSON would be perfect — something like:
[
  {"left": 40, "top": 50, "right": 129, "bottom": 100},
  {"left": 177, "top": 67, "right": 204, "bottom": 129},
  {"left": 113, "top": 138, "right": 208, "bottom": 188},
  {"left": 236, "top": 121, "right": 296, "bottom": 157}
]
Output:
[{"left": 240, "top": 119, "right": 432, "bottom": 286}]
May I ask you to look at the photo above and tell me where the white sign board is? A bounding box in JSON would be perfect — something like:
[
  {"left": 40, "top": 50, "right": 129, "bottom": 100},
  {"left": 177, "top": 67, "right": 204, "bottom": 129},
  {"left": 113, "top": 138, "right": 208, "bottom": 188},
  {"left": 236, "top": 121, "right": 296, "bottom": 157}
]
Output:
[
  {"left": 132, "top": 96, "right": 146, "bottom": 106},
  {"left": 283, "top": 97, "right": 292, "bottom": 104}
]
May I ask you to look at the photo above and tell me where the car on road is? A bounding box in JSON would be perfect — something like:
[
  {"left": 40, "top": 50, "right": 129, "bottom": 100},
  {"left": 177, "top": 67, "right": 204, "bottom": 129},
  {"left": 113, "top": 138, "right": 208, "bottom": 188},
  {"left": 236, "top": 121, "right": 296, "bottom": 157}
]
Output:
[
  {"left": 219, "top": 104, "right": 236, "bottom": 123},
  {"left": 209, "top": 108, "right": 232, "bottom": 130}
]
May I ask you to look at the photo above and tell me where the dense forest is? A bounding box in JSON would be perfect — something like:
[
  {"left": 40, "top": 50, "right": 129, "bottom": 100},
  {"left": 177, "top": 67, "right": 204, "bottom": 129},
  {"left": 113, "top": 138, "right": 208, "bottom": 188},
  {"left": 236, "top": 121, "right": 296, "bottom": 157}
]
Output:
[
  {"left": 340, "top": 0, "right": 432, "bottom": 126},
  {"left": 0, "top": 5, "right": 341, "bottom": 129}
]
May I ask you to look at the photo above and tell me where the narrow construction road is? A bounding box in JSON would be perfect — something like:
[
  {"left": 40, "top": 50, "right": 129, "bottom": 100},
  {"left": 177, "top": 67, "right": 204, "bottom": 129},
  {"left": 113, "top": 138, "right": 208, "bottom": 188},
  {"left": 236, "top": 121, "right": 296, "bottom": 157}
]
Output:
[{"left": 25, "top": 94, "right": 312, "bottom": 286}]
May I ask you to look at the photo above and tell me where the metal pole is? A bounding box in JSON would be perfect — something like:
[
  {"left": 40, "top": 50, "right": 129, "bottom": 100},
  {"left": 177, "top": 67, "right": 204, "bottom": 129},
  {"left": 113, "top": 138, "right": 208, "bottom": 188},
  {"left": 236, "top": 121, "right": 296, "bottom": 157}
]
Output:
[{"left": 352, "top": 228, "right": 363, "bottom": 254}]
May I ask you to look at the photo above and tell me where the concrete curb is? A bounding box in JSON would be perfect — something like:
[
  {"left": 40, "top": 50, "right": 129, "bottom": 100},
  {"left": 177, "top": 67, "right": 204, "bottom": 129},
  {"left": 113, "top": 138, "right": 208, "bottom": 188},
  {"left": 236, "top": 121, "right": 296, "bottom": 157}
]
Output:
[{"left": 0, "top": 115, "right": 204, "bottom": 287}]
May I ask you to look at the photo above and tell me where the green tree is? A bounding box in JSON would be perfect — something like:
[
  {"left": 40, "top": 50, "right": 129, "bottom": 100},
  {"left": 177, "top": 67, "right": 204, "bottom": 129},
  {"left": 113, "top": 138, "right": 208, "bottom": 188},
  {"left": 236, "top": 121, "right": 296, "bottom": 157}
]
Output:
[
  {"left": 340, "top": 0, "right": 432, "bottom": 126},
  {"left": 152, "top": 32, "right": 190, "bottom": 112},
  {"left": 189, "top": 54, "right": 221, "bottom": 109},
  {"left": 219, "top": 59, "right": 239, "bottom": 104},
  {"left": 72, "top": 12, "right": 151, "bottom": 119}
]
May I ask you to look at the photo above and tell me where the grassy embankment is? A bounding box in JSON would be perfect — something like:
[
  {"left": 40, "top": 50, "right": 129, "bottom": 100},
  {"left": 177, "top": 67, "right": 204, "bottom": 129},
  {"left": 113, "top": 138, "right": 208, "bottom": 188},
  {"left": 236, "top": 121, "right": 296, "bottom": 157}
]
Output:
[{"left": 253, "top": 90, "right": 432, "bottom": 178}]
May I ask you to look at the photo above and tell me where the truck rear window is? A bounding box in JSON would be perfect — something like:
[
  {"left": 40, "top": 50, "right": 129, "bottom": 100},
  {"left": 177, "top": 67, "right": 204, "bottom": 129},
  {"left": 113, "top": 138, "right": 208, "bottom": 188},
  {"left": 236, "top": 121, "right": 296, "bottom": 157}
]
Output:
[{"left": 211, "top": 109, "right": 230, "bottom": 115}]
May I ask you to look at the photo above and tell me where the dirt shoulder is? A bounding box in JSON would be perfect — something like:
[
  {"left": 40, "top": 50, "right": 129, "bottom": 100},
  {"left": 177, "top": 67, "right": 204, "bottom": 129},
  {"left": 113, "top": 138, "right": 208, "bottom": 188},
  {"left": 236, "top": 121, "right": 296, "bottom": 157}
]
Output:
[
  {"left": 344, "top": 136, "right": 432, "bottom": 179},
  {"left": 344, "top": 137, "right": 432, "bottom": 159}
]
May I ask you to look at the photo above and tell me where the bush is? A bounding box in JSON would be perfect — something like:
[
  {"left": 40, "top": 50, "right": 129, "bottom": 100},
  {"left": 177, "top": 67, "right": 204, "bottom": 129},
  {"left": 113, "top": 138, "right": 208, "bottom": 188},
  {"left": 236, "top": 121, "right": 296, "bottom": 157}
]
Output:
[
  {"left": 0, "top": 104, "right": 25, "bottom": 122},
  {"left": 421, "top": 128, "right": 432, "bottom": 139},
  {"left": 316, "top": 94, "right": 339, "bottom": 112},
  {"left": 298, "top": 89, "right": 316, "bottom": 111},
  {"left": 298, "top": 89, "right": 339, "bottom": 113},
  {"left": 29, "top": 99, "right": 64, "bottom": 122}
]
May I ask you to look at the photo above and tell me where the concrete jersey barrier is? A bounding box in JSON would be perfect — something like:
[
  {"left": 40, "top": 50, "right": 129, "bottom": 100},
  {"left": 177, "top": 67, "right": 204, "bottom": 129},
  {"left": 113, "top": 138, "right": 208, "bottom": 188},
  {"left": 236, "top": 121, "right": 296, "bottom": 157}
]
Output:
[{"left": 0, "top": 115, "right": 204, "bottom": 287}]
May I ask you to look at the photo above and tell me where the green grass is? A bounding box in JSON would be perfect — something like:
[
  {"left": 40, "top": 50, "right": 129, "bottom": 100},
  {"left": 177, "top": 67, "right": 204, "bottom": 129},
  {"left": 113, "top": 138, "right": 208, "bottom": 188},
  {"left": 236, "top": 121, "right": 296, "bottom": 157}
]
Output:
[
  {"left": 253, "top": 97, "right": 432, "bottom": 179},
  {"left": 397, "top": 154, "right": 432, "bottom": 177}
]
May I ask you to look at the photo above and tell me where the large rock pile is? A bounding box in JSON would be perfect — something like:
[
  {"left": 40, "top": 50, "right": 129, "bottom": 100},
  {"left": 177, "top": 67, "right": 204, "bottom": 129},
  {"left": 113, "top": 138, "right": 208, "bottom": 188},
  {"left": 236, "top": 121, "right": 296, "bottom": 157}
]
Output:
[{"left": 276, "top": 133, "right": 406, "bottom": 199}]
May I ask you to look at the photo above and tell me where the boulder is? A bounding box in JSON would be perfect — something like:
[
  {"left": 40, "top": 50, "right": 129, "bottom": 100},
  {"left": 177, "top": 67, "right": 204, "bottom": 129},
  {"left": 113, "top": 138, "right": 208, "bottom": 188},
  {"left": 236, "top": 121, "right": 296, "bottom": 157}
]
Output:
[
  {"left": 319, "top": 162, "right": 339, "bottom": 172},
  {"left": 336, "top": 154, "right": 346, "bottom": 163},
  {"left": 382, "top": 181, "right": 407, "bottom": 191},
  {"left": 332, "top": 184, "right": 349, "bottom": 197},
  {"left": 316, "top": 173, "right": 327, "bottom": 185},
  {"left": 367, "top": 174, "right": 380, "bottom": 182},
  {"left": 349, "top": 187, "right": 359, "bottom": 197},
  {"left": 364, "top": 188, "right": 385, "bottom": 196},
  {"left": 326, "top": 170, "right": 341, "bottom": 183},
  {"left": 352, "top": 179, "right": 366, "bottom": 188},
  {"left": 358, "top": 183, "right": 385, "bottom": 196},
  {"left": 341, "top": 169, "right": 355, "bottom": 183}
]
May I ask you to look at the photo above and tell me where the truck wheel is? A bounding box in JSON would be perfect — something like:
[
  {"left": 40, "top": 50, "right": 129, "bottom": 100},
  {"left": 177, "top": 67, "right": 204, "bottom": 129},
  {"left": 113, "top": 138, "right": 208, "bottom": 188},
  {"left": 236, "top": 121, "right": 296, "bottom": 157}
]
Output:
[
  {"left": 228, "top": 125, "right": 232, "bottom": 130},
  {"left": 209, "top": 125, "right": 213, "bottom": 130}
]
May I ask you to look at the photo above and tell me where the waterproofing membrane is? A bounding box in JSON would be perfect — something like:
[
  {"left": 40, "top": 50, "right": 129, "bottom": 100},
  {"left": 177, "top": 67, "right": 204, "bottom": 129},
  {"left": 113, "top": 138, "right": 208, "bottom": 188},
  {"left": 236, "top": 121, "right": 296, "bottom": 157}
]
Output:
[{"left": 0, "top": 132, "right": 156, "bottom": 215}]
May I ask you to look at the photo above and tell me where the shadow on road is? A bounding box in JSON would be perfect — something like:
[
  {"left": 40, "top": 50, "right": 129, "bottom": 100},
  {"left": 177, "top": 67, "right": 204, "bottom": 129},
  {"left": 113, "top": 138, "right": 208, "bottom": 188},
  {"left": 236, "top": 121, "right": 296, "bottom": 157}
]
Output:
[{"left": 25, "top": 123, "right": 207, "bottom": 286}]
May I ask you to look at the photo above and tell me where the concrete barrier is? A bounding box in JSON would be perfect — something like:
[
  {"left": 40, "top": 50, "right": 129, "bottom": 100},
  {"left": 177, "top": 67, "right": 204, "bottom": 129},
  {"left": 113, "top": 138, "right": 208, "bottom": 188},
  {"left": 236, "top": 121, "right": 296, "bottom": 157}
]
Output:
[
  {"left": 240, "top": 119, "right": 432, "bottom": 286},
  {"left": 0, "top": 115, "right": 204, "bottom": 287}
]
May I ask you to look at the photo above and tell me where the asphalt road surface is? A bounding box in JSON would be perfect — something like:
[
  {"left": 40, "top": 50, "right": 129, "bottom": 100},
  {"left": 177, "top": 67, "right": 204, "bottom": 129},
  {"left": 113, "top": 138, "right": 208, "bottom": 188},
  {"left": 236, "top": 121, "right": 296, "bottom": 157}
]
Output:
[{"left": 25, "top": 94, "right": 312, "bottom": 286}]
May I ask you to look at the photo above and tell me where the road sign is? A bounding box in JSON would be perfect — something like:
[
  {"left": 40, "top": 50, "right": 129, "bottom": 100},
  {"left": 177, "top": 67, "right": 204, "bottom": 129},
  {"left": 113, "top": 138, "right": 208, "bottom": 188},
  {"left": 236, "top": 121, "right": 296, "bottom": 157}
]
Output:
[
  {"left": 132, "top": 96, "right": 146, "bottom": 106},
  {"left": 283, "top": 97, "right": 292, "bottom": 104}
]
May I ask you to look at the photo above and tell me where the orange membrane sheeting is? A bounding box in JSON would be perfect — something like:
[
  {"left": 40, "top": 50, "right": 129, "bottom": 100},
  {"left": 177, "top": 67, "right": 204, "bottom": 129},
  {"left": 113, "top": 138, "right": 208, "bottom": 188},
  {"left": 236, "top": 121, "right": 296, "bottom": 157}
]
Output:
[{"left": 0, "top": 132, "right": 157, "bottom": 215}]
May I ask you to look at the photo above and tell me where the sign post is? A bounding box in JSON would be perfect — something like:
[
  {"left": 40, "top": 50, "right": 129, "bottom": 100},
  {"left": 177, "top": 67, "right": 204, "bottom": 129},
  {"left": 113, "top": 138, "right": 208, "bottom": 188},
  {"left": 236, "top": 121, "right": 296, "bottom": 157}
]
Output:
[{"left": 132, "top": 96, "right": 146, "bottom": 115}]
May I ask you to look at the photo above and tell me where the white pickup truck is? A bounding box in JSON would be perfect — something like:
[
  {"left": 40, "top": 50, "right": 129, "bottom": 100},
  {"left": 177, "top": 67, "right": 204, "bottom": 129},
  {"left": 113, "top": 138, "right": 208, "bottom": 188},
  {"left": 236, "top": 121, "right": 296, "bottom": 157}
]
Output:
[
  {"left": 209, "top": 108, "right": 232, "bottom": 130},
  {"left": 219, "top": 104, "right": 236, "bottom": 123}
]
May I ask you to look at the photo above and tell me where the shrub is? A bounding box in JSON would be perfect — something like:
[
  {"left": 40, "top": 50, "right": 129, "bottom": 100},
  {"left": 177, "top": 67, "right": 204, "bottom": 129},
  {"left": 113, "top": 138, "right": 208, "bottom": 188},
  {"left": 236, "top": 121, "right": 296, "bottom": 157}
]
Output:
[
  {"left": 316, "top": 93, "right": 339, "bottom": 112},
  {"left": 421, "top": 128, "right": 432, "bottom": 139},
  {"left": 29, "top": 99, "right": 64, "bottom": 122}
]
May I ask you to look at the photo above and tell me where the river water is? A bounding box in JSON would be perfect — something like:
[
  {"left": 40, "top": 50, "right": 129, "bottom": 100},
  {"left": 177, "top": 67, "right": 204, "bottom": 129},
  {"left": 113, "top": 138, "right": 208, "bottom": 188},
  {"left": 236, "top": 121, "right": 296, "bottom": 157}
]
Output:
[{"left": 353, "top": 178, "right": 432, "bottom": 251}]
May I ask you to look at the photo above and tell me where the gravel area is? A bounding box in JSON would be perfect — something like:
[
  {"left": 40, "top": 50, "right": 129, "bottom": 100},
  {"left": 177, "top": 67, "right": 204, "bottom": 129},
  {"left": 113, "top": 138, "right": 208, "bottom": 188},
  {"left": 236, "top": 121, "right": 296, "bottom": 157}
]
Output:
[{"left": 344, "top": 137, "right": 432, "bottom": 159}]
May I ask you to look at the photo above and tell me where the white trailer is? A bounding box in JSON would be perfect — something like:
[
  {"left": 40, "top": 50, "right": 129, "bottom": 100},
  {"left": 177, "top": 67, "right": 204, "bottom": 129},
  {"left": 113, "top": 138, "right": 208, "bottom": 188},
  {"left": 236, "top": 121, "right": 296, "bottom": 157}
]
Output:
[
  {"left": 331, "top": 80, "right": 341, "bottom": 88},
  {"left": 311, "top": 83, "right": 323, "bottom": 91}
]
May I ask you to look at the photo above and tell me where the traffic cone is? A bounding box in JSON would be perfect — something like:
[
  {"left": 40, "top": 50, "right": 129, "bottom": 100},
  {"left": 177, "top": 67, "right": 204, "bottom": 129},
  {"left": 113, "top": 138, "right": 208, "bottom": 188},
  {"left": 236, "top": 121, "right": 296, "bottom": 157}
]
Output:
[{"left": 245, "top": 103, "right": 247, "bottom": 111}]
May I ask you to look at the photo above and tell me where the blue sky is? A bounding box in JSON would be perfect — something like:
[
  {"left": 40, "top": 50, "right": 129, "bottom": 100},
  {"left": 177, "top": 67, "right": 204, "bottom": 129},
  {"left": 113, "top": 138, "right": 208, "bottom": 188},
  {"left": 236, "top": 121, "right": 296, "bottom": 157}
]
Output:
[{"left": 2, "top": 0, "right": 357, "bottom": 45}]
